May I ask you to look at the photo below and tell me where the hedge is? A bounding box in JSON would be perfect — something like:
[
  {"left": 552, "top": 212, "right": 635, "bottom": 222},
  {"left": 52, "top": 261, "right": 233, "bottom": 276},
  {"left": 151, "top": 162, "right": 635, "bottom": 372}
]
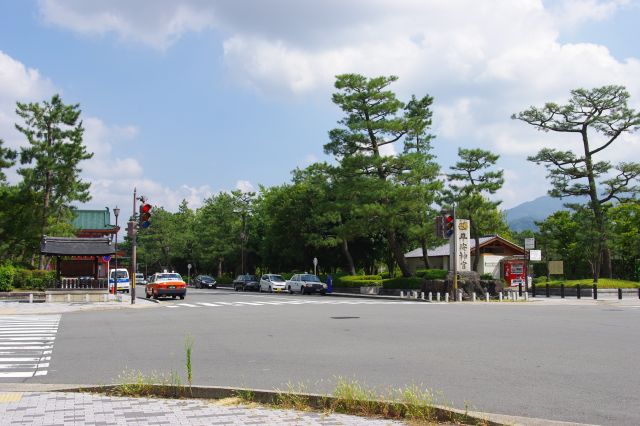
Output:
[
  {"left": 382, "top": 277, "right": 424, "bottom": 289},
  {"left": 415, "top": 269, "right": 448, "bottom": 280},
  {"left": 0, "top": 266, "right": 55, "bottom": 292},
  {"left": 333, "top": 275, "right": 383, "bottom": 288},
  {"left": 0, "top": 264, "right": 16, "bottom": 292}
]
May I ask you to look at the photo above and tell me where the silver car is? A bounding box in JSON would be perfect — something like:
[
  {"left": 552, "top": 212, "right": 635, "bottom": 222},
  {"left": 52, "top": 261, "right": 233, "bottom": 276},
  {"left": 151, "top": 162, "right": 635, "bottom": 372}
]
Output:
[
  {"left": 286, "top": 273, "right": 327, "bottom": 295},
  {"left": 259, "top": 274, "right": 287, "bottom": 293}
]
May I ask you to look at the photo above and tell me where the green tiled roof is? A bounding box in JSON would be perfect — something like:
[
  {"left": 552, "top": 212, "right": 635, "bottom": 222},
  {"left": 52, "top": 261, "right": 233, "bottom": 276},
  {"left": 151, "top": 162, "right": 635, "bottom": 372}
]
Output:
[{"left": 71, "top": 208, "right": 113, "bottom": 230}]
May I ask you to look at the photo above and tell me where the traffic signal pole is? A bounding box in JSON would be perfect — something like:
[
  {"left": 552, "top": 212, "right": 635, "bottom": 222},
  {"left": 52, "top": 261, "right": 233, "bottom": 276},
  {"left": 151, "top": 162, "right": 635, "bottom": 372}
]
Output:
[
  {"left": 131, "top": 188, "right": 137, "bottom": 305},
  {"left": 452, "top": 204, "right": 458, "bottom": 300}
]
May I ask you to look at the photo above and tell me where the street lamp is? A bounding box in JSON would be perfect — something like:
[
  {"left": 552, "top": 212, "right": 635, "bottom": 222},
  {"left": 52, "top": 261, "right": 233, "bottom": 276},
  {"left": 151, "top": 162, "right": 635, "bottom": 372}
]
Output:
[{"left": 113, "top": 206, "right": 120, "bottom": 296}]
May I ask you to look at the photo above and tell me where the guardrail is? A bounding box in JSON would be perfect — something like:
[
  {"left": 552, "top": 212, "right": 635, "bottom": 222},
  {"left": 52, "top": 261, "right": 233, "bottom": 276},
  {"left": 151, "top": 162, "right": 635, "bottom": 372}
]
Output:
[
  {"left": 56, "top": 278, "right": 108, "bottom": 289},
  {"left": 531, "top": 283, "right": 640, "bottom": 300}
]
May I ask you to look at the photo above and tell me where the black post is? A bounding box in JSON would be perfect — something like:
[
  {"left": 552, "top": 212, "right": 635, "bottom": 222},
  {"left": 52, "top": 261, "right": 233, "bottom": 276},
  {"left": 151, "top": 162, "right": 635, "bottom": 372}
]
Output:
[
  {"left": 577, "top": 284, "right": 581, "bottom": 299},
  {"left": 593, "top": 284, "right": 597, "bottom": 300},
  {"left": 546, "top": 283, "right": 550, "bottom": 298},
  {"left": 560, "top": 283, "right": 565, "bottom": 299},
  {"left": 618, "top": 288, "right": 623, "bottom": 300},
  {"left": 532, "top": 283, "right": 536, "bottom": 298},
  {"left": 518, "top": 282, "right": 522, "bottom": 297}
]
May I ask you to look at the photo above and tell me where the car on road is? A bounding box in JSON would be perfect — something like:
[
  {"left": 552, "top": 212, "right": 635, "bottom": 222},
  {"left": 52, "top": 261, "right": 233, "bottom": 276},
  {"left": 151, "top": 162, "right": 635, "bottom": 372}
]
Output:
[
  {"left": 259, "top": 274, "right": 287, "bottom": 293},
  {"left": 287, "top": 273, "right": 327, "bottom": 295},
  {"left": 109, "top": 268, "right": 130, "bottom": 293},
  {"left": 145, "top": 272, "right": 187, "bottom": 299},
  {"left": 233, "top": 274, "right": 259, "bottom": 292},
  {"left": 135, "top": 272, "right": 147, "bottom": 285},
  {"left": 193, "top": 275, "right": 217, "bottom": 289}
]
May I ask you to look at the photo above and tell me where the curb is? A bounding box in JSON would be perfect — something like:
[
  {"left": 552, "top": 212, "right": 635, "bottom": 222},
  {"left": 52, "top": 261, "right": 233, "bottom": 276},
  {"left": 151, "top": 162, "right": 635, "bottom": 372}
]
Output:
[
  {"left": 1, "top": 383, "right": 593, "bottom": 426},
  {"left": 56, "top": 384, "right": 506, "bottom": 426}
]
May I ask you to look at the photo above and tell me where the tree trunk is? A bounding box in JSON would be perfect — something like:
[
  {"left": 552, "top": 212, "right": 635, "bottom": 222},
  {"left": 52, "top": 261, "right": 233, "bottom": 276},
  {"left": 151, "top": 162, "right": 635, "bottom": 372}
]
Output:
[
  {"left": 471, "top": 219, "right": 481, "bottom": 272},
  {"left": 581, "top": 130, "right": 604, "bottom": 283},
  {"left": 38, "top": 171, "right": 52, "bottom": 270},
  {"left": 420, "top": 238, "right": 432, "bottom": 269},
  {"left": 341, "top": 239, "right": 356, "bottom": 275},
  {"left": 601, "top": 245, "right": 613, "bottom": 278},
  {"left": 388, "top": 230, "right": 412, "bottom": 277}
]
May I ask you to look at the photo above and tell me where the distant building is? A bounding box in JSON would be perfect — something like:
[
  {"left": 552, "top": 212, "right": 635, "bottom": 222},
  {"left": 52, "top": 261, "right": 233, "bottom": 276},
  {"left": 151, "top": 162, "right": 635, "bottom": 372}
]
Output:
[
  {"left": 70, "top": 208, "right": 119, "bottom": 278},
  {"left": 72, "top": 208, "right": 118, "bottom": 239},
  {"left": 404, "top": 235, "right": 525, "bottom": 278}
]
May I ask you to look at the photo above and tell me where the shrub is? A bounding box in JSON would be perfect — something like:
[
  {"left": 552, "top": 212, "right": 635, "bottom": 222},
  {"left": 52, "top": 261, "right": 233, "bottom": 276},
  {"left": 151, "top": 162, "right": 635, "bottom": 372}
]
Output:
[
  {"left": 415, "top": 269, "right": 448, "bottom": 280},
  {"left": 382, "top": 277, "right": 424, "bottom": 290},
  {"left": 216, "top": 274, "right": 234, "bottom": 284},
  {"left": 0, "top": 264, "right": 16, "bottom": 292},
  {"left": 480, "top": 273, "right": 494, "bottom": 280},
  {"left": 12, "top": 269, "right": 55, "bottom": 290},
  {"left": 334, "top": 275, "right": 383, "bottom": 288}
]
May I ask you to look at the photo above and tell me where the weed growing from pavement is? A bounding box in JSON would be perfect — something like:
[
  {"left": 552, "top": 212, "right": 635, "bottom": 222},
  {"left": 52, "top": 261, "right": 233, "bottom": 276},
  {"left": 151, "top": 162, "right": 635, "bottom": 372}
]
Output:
[
  {"left": 113, "top": 369, "right": 183, "bottom": 398},
  {"left": 184, "top": 334, "right": 194, "bottom": 388},
  {"left": 274, "top": 382, "right": 310, "bottom": 411}
]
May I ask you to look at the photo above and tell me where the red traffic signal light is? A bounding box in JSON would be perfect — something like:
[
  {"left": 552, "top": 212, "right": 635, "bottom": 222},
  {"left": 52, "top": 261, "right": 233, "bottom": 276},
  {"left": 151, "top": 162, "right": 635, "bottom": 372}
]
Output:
[
  {"left": 139, "top": 203, "right": 152, "bottom": 228},
  {"left": 445, "top": 214, "right": 454, "bottom": 238}
]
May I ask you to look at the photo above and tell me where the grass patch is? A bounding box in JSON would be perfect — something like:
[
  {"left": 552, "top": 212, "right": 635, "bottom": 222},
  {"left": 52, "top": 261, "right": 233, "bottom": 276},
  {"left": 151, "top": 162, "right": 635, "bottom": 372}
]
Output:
[
  {"left": 112, "top": 369, "right": 184, "bottom": 398},
  {"left": 534, "top": 278, "right": 639, "bottom": 288}
]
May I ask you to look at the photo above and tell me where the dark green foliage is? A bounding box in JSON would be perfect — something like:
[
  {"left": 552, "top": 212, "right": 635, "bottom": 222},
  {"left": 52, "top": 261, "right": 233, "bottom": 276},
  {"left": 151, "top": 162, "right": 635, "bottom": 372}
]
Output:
[
  {"left": 480, "top": 273, "right": 494, "bottom": 280},
  {"left": 333, "top": 275, "right": 383, "bottom": 287},
  {"left": 382, "top": 277, "right": 424, "bottom": 289},
  {"left": 0, "top": 264, "right": 16, "bottom": 291},
  {"left": 415, "top": 269, "right": 448, "bottom": 280},
  {"left": 11, "top": 268, "right": 55, "bottom": 290}
]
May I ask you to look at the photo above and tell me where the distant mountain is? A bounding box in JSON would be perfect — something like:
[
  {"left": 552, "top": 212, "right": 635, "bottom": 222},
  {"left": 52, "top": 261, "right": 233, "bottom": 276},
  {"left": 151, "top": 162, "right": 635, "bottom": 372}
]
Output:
[{"left": 504, "top": 195, "right": 586, "bottom": 232}]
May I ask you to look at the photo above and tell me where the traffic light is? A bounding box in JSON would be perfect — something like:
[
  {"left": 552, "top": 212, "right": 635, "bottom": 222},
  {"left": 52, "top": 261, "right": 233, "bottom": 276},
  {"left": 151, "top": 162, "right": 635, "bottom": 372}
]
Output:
[
  {"left": 444, "top": 213, "right": 455, "bottom": 238},
  {"left": 139, "top": 203, "right": 152, "bottom": 229}
]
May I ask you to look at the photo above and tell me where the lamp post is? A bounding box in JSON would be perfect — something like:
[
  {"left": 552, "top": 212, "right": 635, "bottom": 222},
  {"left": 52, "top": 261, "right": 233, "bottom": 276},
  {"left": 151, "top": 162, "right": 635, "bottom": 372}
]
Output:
[{"left": 113, "top": 206, "right": 120, "bottom": 296}]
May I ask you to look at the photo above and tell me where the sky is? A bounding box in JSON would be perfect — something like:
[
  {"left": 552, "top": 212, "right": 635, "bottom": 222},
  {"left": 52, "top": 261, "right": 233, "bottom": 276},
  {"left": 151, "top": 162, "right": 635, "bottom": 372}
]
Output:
[{"left": 1, "top": 0, "right": 639, "bottom": 218}]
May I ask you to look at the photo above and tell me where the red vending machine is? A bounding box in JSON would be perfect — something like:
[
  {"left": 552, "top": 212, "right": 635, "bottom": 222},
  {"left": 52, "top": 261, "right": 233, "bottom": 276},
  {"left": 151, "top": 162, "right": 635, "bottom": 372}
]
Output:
[{"left": 503, "top": 259, "right": 525, "bottom": 287}]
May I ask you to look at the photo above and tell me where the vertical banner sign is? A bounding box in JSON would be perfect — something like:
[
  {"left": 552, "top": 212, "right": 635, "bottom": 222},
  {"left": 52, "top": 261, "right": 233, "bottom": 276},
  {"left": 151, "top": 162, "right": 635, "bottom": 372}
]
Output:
[{"left": 450, "top": 219, "right": 471, "bottom": 272}]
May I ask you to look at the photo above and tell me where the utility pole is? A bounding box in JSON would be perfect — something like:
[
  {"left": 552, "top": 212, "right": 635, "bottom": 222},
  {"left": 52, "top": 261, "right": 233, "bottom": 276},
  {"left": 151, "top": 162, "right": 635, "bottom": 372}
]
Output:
[
  {"left": 452, "top": 204, "right": 458, "bottom": 300},
  {"left": 131, "top": 188, "right": 137, "bottom": 304}
]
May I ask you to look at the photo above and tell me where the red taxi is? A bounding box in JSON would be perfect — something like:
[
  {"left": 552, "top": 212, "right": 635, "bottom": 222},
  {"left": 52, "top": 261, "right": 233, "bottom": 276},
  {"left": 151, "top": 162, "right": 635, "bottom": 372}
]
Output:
[{"left": 145, "top": 272, "right": 187, "bottom": 300}]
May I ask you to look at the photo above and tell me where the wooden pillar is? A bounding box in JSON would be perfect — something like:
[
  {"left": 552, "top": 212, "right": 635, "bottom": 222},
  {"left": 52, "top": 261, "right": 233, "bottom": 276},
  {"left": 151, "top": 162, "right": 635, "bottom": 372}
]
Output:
[{"left": 93, "top": 256, "right": 99, "bottom": 279}]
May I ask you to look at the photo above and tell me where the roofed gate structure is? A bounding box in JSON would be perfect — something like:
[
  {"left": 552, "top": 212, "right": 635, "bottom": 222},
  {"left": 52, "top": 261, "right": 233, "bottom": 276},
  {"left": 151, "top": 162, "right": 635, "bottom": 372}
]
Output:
[{"left": 40, "top": 236, "right": 115, "bottom": 302}]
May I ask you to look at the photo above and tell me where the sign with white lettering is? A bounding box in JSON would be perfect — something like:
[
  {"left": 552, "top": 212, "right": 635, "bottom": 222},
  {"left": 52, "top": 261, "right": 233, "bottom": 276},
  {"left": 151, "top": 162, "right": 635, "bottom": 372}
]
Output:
[
  {"left": 450, "top": 219, "right": 471, "bottom": 272},
  {"left": 524, "top": 238, "right": 535, "bottom": 250},
  {"left": 529, "top": 250, "right": 542, "bottom": 261}
]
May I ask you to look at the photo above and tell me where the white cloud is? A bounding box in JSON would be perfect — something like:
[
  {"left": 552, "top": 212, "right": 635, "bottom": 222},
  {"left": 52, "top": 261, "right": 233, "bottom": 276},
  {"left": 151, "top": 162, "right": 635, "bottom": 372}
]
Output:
[
  {"left": 35, "top": 0, "right": 640, "bottom": 207},
  {"left": 235, "top": 179, "right": 255, "bottom": 193}
]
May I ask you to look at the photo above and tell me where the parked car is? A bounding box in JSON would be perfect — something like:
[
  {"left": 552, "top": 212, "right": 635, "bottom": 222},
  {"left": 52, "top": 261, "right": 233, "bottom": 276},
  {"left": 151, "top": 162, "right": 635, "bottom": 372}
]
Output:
[
  {"left": 109, "top": 268, "right": 130, "bottom": 293},
  {"left": 135, "top": 272, "right": 147, "bottom": 285},
  {"left": 287, "top": 273, "right": 327, "bottom": 295},
  {"left": 193, "top": 275, "right": 217, "bottom": 289},
  {"left": 233, "top": 274, "right": 259, "bottom": 292},
  {"left": 259, "top": 274, "right": 287, "bottom": 293},
  {"left": 145, "top": 272, "right": 187, "bottom": 299}
]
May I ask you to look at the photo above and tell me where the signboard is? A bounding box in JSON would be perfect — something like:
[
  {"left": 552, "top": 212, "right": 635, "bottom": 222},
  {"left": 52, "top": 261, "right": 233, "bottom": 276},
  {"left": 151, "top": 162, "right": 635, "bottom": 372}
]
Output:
[
  {"left": 548, "top": 260, "right": 564, "bottom": 275},
  {"left": 450, "top": 219, "right": 471, "bottom": 272},
  {"left": 102, "top": 255, "right": 111, "bottom": 262},
  {"left": 524, "top": 238, "right": 535, "bottom": 250},
  {"left": 529, "top": 250, "right": 542, "bottom": 261}
]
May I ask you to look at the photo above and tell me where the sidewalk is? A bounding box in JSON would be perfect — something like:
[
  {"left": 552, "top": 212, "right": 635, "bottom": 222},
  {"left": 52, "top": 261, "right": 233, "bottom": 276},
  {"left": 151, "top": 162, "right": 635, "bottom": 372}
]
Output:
[
  {"left": 0, "top": 294, "right": 158, "bottom": 315},
  {"left": 0, "top": 390, "right": 401, "bottom": 425}
]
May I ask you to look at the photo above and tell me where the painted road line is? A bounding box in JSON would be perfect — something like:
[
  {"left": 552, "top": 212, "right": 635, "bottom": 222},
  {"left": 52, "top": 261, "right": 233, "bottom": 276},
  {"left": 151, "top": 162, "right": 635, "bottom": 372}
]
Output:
[
  {"left": 177, "top": 303, "right": 199, "bottom": 308},
  {"left": 0, "top": 315, "right": 60, "bottom": 379},
  {"left": 197, "top": 303, "right": 221, "bottom": 307}
]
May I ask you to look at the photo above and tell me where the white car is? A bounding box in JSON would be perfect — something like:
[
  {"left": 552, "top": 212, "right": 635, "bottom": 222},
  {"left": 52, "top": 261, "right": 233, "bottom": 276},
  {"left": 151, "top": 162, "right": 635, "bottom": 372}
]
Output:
[
  {"left": 135, "top": 272, "right": 147, "bottom": 285},
  {"left": 286, "top": 273, "right": 327, "bottom": 295},
  {"left": 259, "top": 274, "right": 287, "bottom": 293},
  {"left": 109, "top": 268, "right": 130, "bottom": 293}
]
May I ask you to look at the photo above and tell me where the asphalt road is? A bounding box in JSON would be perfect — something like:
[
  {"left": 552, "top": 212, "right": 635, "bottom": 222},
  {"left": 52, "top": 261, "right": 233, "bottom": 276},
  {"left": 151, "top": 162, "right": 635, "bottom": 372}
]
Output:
[{"left": 8, "top": 287, "right": 640, "bottom": 425}]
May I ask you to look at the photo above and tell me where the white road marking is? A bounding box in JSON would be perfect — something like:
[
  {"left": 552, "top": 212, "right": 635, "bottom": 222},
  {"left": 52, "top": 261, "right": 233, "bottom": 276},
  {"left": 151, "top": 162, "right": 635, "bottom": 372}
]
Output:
[
  {"left": 0, "top": 315, "right": 60, "bottom": 379},
  {"left": 177, "top": 303, "right": 199, "bottom": 308},
  {"left": 197, "top": 303, "right": 220, "bottom": 307}
]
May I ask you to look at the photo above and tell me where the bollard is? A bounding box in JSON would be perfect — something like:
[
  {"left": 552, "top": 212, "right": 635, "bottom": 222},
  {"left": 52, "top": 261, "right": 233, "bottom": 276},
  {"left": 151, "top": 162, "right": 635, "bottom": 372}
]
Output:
[
  {"left": 472, "top": 292, "right": 476, "bottom": 302},
  {"left": 436, "top": 292, "right": 441, "bottom": 302},
  {"left": 518, "top": 282, "right": 523, "bottom": 297},
  {"left": 532, "top": 283, "right": 536, "bottom": 298},
  {"left": 546, "top": 283, "right": 550, "bottom": 298},
  {"left": 524, "top": 292, "right": 529, "bottom": 301},
  {"left": 445, "top": 293, "right": 449, "bottom": 302},
  {"left": 499, "top": 292, "right": 503, "bottom": 302},
  {"left": 46, "top": 294, "right": 52, "bottom": 303},
  {"left": 428, "top": 292, "right": 433, "bottom": 302},
  {"left": 458, "top": 290, "right": 463, "bottom": 302},
  {"left": 577, "top": 285, "right": 581, "bottom": 299},
  {"left": 29, "top": 293, "right": 33, "bottom": 303},
  {"left": 618, "top": 288, "right": 623, "bottom": 300},
  {"left": 593, "top": 284, "right": 597, "bottom": 300},
  {"left": 486, "top": 292, "right": 490, "bottom": 302},
  {"left": 400, "top": 291, "right": 404, "bottom": 298},
  {"left": 560, "top": 283, "right": 565, "bottom": 298},
  {"left": 420, "top": 291, "right": 425, "bottom": 300}
]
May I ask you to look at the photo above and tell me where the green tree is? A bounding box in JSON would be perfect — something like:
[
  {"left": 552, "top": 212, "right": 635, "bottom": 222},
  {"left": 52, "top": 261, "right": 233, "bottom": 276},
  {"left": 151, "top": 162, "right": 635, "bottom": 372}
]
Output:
[
  {"left": 445, "top": 148, "right": 505, "bottom": 271},
  {"left": 513, "top": 86, "right": 640, "bottom": 281},
  {"left": 607, "top": 201, "right": 640, "bottom": 280},
  {"left": 15, "top": 94, "right": 93, "bottom": 269},
  {"left": 325, "top": 74, "right": 440, "bottom": 277},
  {"left": 0, "top": 139, "right": 17, "bottom": 183}
]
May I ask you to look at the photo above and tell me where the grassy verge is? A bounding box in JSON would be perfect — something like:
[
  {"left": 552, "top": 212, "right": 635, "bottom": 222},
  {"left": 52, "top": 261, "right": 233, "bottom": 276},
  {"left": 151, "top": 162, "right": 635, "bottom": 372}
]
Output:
[{"left": 534, "top": 278, "right": 639, "bottom": 288}]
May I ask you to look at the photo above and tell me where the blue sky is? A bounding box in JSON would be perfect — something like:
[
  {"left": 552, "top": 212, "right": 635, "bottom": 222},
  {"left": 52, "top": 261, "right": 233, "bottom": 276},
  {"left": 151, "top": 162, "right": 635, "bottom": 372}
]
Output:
[{"left": 1, "top": 0, "right": 639, "bottom": 214}]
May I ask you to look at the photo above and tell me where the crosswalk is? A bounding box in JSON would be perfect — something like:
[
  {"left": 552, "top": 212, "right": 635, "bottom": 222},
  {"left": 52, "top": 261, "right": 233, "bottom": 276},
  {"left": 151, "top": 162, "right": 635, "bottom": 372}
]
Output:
[
  {"left": 164, "top": 299, "right": 421, "bottom": 309},
  {"left": 0, "top": 315, "right": 60, "bottom": 378}
]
